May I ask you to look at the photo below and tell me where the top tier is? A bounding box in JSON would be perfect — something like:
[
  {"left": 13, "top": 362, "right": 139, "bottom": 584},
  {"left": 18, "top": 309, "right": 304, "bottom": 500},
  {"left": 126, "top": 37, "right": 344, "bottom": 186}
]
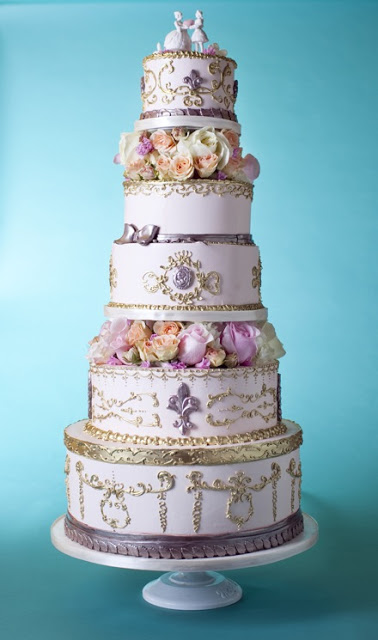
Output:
[{"left": 139, "top": 51, "right": 238, "bottom": 131}]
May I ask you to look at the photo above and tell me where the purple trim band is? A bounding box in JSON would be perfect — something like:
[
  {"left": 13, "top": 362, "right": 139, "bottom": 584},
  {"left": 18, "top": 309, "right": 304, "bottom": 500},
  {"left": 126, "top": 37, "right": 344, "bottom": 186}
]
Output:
[
  {"left": 64, "top": 511, "right": 304, "bottom": 559},
  {"left": 140, "top": 107, "right": 238, "bottom": 123}
]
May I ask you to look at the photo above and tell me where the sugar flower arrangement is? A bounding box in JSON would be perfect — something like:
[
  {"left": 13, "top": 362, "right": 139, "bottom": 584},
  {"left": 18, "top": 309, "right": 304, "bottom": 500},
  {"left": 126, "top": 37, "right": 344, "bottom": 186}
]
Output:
[
  {"left": 114, "top": 126, "right": 260, "bottom": 183},
  {"left": 87, "top": 319, "right": 285, "bottom": 369}
]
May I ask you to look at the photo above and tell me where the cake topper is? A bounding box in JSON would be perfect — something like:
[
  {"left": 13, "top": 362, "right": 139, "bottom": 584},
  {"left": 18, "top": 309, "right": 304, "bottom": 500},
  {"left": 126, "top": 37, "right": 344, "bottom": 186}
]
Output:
[
  {"left": 191, "top": 10, "right": 208, "bottom": 52},
  {"left": 163, "top": 11, "right": 193, "bottom": 51}
]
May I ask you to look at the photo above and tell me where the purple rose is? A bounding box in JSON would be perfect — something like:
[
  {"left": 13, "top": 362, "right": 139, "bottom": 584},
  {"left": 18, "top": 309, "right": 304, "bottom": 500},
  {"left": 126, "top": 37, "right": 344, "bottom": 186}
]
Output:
[
  {"left": 136, "top": 136, "right": 154, "bottom": 156},
  {"left": 242, "top": 154, "right": 260, "bottom": 182},
  {"left": 178, "top": 323, "right": 213, "bottom": 365},
  {"left": 221, "top": 322, "right": 260, "bottom": 365}
]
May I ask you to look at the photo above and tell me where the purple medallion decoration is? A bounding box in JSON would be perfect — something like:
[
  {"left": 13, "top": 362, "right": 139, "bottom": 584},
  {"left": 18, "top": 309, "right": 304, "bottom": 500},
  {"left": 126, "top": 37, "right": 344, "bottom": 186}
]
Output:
[
  {"left": 167, "top": 383, "right": 200, "bottom": 435},
  {"left": 173, "top": 265, "right": 193, "bottom": 290}
]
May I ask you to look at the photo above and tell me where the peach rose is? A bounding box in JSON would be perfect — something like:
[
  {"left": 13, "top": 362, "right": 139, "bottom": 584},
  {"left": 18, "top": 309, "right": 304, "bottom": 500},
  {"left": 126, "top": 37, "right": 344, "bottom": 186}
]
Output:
[
  {"left": 206, "top": 347, "right": 226, "bottom": 368},
  {"left": 171, "top": 127, "right": 188, "bottom": 141},
  {"left": 127, "top": 321, "right": 152, "bottom": 346},
  {"left": 150, "top": 129, "right": 176, "bottom": 154},
  {"left": 221, "top": 129, "right": 240, "bottom": 149},
  {"left": 153, "top": 321, "right": 183, "bottom": 336},
  {"left": 155, "top": 154, "right": 171, "bottom": 179},
  {"left": 169, "top": 152, "right": 194, "bottom": 181},
  {"left": 222, "top": 150, "right": 244, "bottom": 178},
  {"left": 194, "top": 153, "right": 219, "bottom": 178},
  {"left": 151, "top": 334, "right": 180, "bottom": 361}
]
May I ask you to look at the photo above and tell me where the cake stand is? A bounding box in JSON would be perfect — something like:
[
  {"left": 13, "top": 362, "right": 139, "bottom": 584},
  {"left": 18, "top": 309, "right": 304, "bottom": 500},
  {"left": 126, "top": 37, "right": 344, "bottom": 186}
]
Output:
[{"left": 51, "top": 513, "right": 318, "bottom": 610}]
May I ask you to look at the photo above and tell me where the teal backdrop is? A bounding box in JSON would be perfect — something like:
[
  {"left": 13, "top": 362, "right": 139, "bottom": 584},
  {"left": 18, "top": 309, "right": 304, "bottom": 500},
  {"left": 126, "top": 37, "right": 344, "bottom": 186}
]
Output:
[{"left": 1, "top": 0, "right": 377, "bottom": 637}]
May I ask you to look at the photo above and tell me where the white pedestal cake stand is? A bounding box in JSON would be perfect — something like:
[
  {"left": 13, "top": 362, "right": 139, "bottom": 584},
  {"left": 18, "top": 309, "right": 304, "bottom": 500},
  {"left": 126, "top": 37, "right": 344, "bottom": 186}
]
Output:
[{"left": 51, "top": 513, "right": 318, "bottom": 610}]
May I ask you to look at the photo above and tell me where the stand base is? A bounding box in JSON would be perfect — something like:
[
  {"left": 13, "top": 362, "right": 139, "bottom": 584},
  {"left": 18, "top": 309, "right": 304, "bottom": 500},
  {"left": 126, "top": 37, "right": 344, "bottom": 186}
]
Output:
[
  {"left": 51, "top": 513, "right": 318, "bottom": 610},
  {"left": 143, "top": 571, "right": 242, "bottom": 610}
]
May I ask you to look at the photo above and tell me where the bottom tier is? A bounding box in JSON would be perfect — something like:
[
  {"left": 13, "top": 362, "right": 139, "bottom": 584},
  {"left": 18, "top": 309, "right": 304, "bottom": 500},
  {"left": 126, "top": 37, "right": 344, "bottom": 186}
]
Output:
[{"left": 63, "top": 419, "right": 303, "bottom": 558}]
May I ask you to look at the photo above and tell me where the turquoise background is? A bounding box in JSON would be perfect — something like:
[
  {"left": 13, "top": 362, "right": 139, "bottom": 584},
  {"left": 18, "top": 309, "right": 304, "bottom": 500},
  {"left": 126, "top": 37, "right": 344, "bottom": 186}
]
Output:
[{"left": 1, "top": 0, "right": 377, "bottom": 637}]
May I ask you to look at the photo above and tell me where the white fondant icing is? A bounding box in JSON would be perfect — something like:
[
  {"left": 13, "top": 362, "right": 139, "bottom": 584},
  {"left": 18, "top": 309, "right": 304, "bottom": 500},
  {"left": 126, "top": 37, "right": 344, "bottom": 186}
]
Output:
[
  {"left": 65, "top": 420, "right": 301, "bottom": 537},
  {"left": 135, "top": 116, "right": 241, "bottom": 133}
]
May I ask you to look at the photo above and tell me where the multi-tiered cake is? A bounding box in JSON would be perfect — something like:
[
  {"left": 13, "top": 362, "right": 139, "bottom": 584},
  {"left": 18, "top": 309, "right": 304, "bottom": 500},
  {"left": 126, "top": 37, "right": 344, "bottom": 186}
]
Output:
[{"left": 63, "top": 13, "right": 303, "bottom": 559}]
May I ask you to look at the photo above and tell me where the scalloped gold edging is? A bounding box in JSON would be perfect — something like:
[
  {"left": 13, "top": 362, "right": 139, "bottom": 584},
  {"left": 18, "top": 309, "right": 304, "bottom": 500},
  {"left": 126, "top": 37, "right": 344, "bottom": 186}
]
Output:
[
  {"left": 143, "top": 50, "right": 237, "bottom": 68},
  {"left": 123, "top": 179, "right": 253, "bottom": 200},
  {"left": 107, "top": 302, "right": 264, "bottom": 312},
  {"left": 89, "top": 361, "right": 279, "bottom": 380},
  {"left": 84, "top": 421, "right": 287, "bottom": 447},
  {"left": 64, "top": 421, "right": 302, "bottom": 466}
]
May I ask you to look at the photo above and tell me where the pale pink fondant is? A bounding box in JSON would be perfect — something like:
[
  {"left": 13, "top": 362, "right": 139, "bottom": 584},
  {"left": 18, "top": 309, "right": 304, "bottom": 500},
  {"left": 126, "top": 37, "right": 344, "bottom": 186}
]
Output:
[
  {"left": 65, "top": 420, "right": 301, "bottom": 537},
  {"left": 89, "top": 363, "right": 279, "bottom": 437},
  {"left": 123, "top": 185, "right": 252, "bottom": 235},
  {"left": 110, "top": 242, "right": 261, "bottom": 309}
]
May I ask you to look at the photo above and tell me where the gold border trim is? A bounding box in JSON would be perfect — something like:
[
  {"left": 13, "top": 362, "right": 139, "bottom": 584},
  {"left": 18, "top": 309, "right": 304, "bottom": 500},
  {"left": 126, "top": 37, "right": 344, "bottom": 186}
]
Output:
[
  {"left": 107, "top": 302, "right": 264, "bottom": 312},
  {"left": 64, "top": 421, "right": 302, "bottom": 466},
  {"left": 143, "top": 51, "right": 237, "bottom": 68},
  {"left": 123, "top": 180, "right": 253, "bottom": 200},
  {"left": 90, "top": 361, "right": 279, "bottom": 380},
  {"left": 84, "top": 421, "right": 287, "bottom": 447}
]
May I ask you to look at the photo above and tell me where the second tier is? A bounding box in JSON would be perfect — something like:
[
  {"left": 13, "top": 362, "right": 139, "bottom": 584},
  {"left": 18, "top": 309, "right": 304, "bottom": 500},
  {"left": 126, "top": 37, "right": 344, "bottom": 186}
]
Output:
[
  {"left": 107, "top": 241, "right": 265, "bottom": 321},
  {"left": 87, "top": 361, "right": 282, "bottom": 444}
]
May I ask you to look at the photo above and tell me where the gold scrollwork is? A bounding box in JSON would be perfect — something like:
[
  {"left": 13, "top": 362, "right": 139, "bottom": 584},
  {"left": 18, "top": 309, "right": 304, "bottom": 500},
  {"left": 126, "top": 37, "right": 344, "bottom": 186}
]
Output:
[
  {"left": 143, "top": 51, "right": 237, "bottom": 68},
  {"left": 64, "top": 455, "right": 71, "bottom": 511},
  {"left": 64, "top": 422, "right": 302, "bottom": 466},
  {"left": 286, "top": 458, "right": 302, "bottom": 513},
  {"left": 206, "top": 384, "right": 277, "bottom": 428},
  {"left": 107, "top": 301, "right": 263, "bottom": 312},
  {"left": 123, "top": 179, "right": 253, "bottom": 199},
  {"left": 90, "top": 360, "right": 279, "bottom": 382},
  {"left": 252, "top": 257, "right": 262, "bottom": 290},
  {"left": 91, "top": 386, "right": 161, "bottom": 429},
  {"left": 109, "top": 255, "right": 118, "bottom": 291},
  {"left": 75, "top": 461, "right": 175, "bottom": 530},
  {"left": 83, "top": 421, "right": 287, "bottom": 447},
  {"left": 143, "top": 250, "right": 221, "bottom": 305},
  {"left": 187, "top": 464, "right": 281, "bottom": 532},
  {"left": 142, "top": 54, "right": 237, "bottom": 109}
]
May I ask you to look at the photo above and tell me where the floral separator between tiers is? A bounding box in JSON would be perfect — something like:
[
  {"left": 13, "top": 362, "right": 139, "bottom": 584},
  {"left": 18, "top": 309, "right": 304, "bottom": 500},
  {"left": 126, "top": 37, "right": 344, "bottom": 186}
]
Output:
[{"left": 64, "top": 510, "right": 303, "bottom": 559}]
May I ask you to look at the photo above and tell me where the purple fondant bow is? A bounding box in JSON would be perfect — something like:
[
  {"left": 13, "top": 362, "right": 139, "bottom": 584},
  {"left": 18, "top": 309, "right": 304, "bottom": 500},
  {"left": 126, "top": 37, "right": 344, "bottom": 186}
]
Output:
[{"left": 114, "top": 223, "right": 160, "bottom": 246}]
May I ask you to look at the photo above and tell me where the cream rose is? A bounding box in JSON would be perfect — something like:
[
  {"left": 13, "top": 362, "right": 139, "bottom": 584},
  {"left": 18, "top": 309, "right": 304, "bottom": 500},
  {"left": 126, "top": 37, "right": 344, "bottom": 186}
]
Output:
[
  {"left": 150, "top": 129, "right": 176, "bottom": 154},
  {"left": 194, "top": 153, "right": 219, "bottom": 178},
  {"left": 255, "top": 322, "right": 286, "bottom": 363},
  {"left": 151, "top": 335, "right": 180, "bottom": 361},
  {"left": 136, "top": 339, "right": 157, "bottom": 362},
  {"left": 127, "top": 321, "right": 152, "bottom": 346},
  {"left": 155, "top": 154, "right": 171, "bottom": 179},
  {"left": 169, "top": 142, "right": 194, "bottom": 181},
  {"left": 119, "top": 131, "right": 140, "bottom": 165},
  {"left": 186, "top": 127, "right": 232, "bottom": 170},
  {"left": 221, "top": 129, "right": 240, "bottom": 149},
  {"left": 206, "top": 347, "right": 226, "bottom": 368},
  {"left": 138, "top": 163, "right": 156, "bottom": 180},
  {"left": 153, "top": 321, "right": 183, "bottom": 336},
  {"left": 125, "top": 158, "right": 146, "bottom": 180}
]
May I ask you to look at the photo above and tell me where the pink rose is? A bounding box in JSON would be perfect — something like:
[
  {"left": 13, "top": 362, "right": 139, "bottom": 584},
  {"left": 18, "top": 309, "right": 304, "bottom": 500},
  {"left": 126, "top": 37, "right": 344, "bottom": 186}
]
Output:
[
  {"left": 221, "top": 322, "right": 260, "bottom": 365},
  {"left": 242, "top": 153, "right": 260, "bottom": 182},
  {"left": 194, "top": 153, "right": 219, "bottom": 178},
  {"left": 221, "top": 129, "right": 240, "bottom": 149},
  {"left": 155, "top": 154, "right": 171, "bottom": 179},
  {"left": 178, "top": 323, "right": 213, "bottom": 365}
]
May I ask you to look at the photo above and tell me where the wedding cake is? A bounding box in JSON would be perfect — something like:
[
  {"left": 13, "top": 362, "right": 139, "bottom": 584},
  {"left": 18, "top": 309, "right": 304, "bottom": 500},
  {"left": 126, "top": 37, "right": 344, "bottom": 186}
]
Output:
[{"left": 63, "top": 12, "right": 304, "bottom": 559}]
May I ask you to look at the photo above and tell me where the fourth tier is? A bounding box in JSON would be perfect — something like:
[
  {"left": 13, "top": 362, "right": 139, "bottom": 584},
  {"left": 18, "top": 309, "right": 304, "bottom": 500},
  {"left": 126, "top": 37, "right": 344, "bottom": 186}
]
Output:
[{"left": 106, "top": 240, "right": 265, "bottom": 322}]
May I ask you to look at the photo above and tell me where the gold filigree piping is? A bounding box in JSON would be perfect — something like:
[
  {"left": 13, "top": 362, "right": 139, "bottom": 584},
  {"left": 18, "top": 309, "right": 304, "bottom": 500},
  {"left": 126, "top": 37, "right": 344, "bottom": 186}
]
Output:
[
  {"left": 91, "top": 386, "right": 161, "bottom": 429},
  {"left": 206, "top": 384, "right": 277, "bottom": 428},
  {"left": 84, "top": 421, "right": 288, "bottom": 447},
  {"left": 90, "top": 361, "right": 279, "bottom": 380},
  {"left": 107, "top": 302, "right": 264, "bottom": 312},
  {"left": 64, "top": 455, "right": 71, "bottom": 511},
  {"left": 286, "top": 458, "right": 302, "bottom": 513},
  {"left": 123, "top": 179, "right": 252, "bottom": 200},
  {"left": 64, "top": 422, "right": 302, "bottom": 466},
  {"left": 143, "top": 250, "right": 221, "bottom": 305},
  {"left": 143, "top": 51, "right": 237, "bottom": 68},
  {"left": 186, "top": 464, "right": 281, "bottom": 532},
  {"left": 109, "top": 255, "right": 118, "bottom": 291}
]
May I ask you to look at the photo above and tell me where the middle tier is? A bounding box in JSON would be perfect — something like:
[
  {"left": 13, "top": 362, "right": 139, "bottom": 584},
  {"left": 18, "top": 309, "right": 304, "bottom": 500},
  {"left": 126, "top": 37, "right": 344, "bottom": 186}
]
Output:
[{"left": 107, "top": 242, "right": 266, "bottom": 322}]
